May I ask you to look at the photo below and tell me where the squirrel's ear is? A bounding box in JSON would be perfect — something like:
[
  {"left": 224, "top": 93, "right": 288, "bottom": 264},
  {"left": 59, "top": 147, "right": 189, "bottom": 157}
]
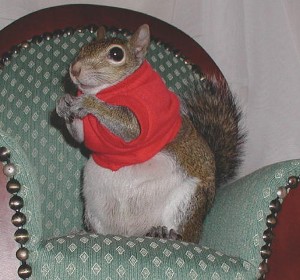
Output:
[
  {"left": 130, "top": 24, "right": 150, "bottom": 61},
  {"left": 96, "top": 26, "right": 106, "bottom": 41}
]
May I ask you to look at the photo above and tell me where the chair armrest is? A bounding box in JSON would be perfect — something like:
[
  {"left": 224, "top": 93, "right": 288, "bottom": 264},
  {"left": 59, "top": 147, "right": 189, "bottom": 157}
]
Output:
[{"left": 201, "top": 159, "right": 300, "bottom": 268}]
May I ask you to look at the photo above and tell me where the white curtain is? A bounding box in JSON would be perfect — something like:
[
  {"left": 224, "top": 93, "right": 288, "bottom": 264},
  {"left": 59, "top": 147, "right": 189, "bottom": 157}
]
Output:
[
  {"left": 1, "top": 0, "right": 300, "bottom": 179},
  {"left": 199, "top": 1, "right": 300, "bottom": 177}
]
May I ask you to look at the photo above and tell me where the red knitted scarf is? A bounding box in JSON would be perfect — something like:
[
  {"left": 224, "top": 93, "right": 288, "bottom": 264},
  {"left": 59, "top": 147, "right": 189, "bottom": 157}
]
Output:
[{"left": 81, "top": 61, "right": 182, "bottom": 171}]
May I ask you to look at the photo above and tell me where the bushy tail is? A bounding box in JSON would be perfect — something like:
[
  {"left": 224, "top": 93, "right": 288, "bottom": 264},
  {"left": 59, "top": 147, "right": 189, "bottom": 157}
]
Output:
[{"left": 178, "top": 77, "right": 245, "bottom": 186}]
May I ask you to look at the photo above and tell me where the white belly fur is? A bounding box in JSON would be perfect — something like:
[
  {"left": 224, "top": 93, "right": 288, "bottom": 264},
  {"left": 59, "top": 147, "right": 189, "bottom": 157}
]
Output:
[{"left": 83, "top": 151, "right": 199, "bottom": 237}]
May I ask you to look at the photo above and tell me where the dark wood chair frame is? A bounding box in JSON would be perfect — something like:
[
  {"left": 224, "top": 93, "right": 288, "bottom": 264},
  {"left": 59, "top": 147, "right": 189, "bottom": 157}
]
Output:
[{"left": 0, "top": 4, "right": 223, "bottom": 81}]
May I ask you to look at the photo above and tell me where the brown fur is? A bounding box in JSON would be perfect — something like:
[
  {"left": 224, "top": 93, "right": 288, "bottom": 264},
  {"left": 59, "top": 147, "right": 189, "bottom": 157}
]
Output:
[
  {"left": 82, "top": 95, "right": 140, "bottom": 142},
  {"left": 57, "top": 24, "right": 244, "bottom": 243},
  {"left": 179, "top": 80, "right": 245, "bottom": 186},
  {"left": 165, "top": 117, "right": 215, "bottom": 242}
]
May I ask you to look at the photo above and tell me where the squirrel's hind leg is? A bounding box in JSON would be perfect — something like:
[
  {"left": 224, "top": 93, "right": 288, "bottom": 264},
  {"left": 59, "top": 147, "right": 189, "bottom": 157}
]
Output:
[
  {"left": 145, "top": 185, "right": 214, "bottom": 244},
  {"left": 178, "top": 186, "right": 213, "bottom": 243}
]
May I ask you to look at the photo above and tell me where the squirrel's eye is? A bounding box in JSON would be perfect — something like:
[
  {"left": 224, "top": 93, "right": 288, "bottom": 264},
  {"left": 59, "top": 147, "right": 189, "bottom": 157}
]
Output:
[{"left": 108, "top": 47, "right": 124, "bottom": 62}]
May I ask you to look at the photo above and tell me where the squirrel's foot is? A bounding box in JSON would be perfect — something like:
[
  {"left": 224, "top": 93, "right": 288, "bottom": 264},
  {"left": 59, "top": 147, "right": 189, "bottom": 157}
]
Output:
[{"left": 146, "top": 226, "right": 182, "bottom": 241}]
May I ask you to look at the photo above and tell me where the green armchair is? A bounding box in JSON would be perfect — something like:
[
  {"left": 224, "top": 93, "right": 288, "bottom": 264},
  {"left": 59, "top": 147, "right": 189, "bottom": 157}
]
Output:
[{"left": 1, "top": 5, "right": 299, "bottom": 280}]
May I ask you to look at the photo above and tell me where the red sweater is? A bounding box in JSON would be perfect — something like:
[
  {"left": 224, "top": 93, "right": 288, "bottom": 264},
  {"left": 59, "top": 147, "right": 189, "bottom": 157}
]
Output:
[{"left": 81, "top": 61, "right": 182, "bottom": 171}]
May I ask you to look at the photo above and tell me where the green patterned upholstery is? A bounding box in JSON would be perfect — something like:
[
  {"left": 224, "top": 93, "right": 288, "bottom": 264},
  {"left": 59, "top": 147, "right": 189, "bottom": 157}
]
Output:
[
  {"left": 35, "top": 234, "right": 254, "bottom": 279},
  {"left": 202, "top": 159, "right": 300, "bottom": 268},
  {"left": 4, "top": 28, "right": 295, "bottom": 279}
]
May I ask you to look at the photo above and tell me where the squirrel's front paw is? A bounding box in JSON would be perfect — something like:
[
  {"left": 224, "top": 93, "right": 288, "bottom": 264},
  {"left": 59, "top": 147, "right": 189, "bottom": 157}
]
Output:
[
  {"left": 56, "top": 94, "right": 76, "bottom": 121},
  {"left": 56, "top": 94, "right": 90, "bottom": 121}
]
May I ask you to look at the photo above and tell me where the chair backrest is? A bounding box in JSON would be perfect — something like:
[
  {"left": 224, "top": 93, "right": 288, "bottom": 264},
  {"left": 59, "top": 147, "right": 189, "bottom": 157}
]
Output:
[{"left": 0, "top": 5, "right": 225, "bottom": 243}]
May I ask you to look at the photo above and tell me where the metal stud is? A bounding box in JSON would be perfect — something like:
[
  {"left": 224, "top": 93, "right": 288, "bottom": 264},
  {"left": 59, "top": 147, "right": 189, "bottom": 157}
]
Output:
[
  {"left": 2, "top": 51, "right": 12, "bottom": 62},
  {"left": 184, "top": 59, "right": 192, "bottom": 65},
  {"left": 64, "top": 27, "right": 74, "bottom": 36},
  {"left": 53, "top": 29, "right": 64, "bottom": 38},
  {"left": 263, "top": 228, "right": 274, "bottom": 244},
  {"left": 11, "top": 45, "right": 21, "bottom": 54},
  {"left": 0, "top": 146, "right": 10, "bottom": 161},
  {"left": 269, "top": 198, "right": 281, "bottom": 213},
  {"left": 88, "top": 24, "right": 98, "bottom": 33},
  {"left": 12, "top": 212, "right": 27, "bottom": 227},
  {"left": 288, "top": 176, "right": 299, "bottom": 189},
  {"left": 258, "top": 260, "right": 269, "bottom": 275},
  {"left": 6, "top": 178, "right": 21, "bottom": 194},
  {"left": 266, "top": 214, "right": 277, "bottom": 228},
  {"left": 3, "top": 162, "right": 17, "bottom": 177},
  {"left": 18, "top": 263, "right": 32, "bottom": 279},
  {"left": 21, "top": 41, "right": 30, "bottom": 49},
  {"left": 16, "top": 247, "right": 29, "bottom": 261},
  {"left": 32, "top": 35, "right": 43, "bottom": 44},
  {"left": 277, "top": 186, "right": 288, "bottom": 199},
  {"left": 9, "top": 195, "right": 24, "bottom": 210},
  {"left": 260, "top": 244, "right": 272, "bottom": 259},
  {"left": 43, "top": 32, "right": 53, "bottom": 41},
  {"left": 14, "top": 228, "right": 29, "bottom": 244}
]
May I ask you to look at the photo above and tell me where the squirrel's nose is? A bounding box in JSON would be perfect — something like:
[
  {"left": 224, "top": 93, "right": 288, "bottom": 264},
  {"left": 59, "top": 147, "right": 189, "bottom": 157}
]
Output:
[{"left": 70, "top": 62, "right": 81, "bottom": 77}]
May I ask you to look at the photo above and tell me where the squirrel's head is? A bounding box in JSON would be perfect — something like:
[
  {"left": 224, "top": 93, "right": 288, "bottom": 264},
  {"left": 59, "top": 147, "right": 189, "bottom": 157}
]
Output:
[{"left": 69, "top": 24, "right": 150, "bottom": 94}]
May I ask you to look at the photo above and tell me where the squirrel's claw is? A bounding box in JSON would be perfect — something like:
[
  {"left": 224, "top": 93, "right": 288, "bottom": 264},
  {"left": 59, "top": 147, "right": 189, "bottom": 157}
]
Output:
[{"left": 146, "top": 226, "right": 182, "bottom": 241}]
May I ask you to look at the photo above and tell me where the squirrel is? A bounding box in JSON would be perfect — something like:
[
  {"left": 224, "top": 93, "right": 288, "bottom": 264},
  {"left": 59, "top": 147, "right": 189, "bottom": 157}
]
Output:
[{"left": 56, "top": 24, "right": 245, "bottom": 243}]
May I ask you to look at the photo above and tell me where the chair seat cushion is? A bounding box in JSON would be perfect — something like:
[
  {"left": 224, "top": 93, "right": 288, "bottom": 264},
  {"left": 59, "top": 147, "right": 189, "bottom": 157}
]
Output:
[{"left": 33, "top": 233, "right": 255, "bottom": 279}]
